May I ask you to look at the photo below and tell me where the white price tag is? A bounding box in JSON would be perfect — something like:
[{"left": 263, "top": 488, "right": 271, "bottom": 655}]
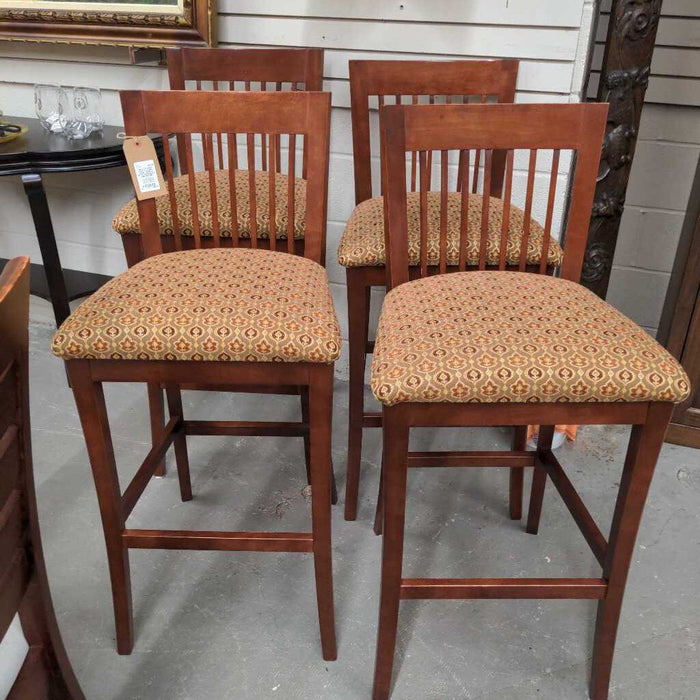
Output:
[
  {"left": 134, "top": 159, "right": 160, "bottom": 194},
  {"left": 122, "top": 135, "right": 166, "bottom": 200}
]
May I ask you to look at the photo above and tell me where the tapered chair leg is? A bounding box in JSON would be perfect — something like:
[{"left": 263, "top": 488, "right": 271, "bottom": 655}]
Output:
[
  {"left": 165, "top": 385, "right": 193, "bottom": 502},
  {"left": 67, "top": 361, "right": 133, "bottom": 655},
  {"left": 526, "top": 425, "right": 555, "bottom": 535},
  {"left": 309, "top": 366, "right": 337, "bottom": 661},
  {"left": 302, "top": 387, "right": 338, "bottom": 505},
  {"left": 509, "top": 425, "right": 528, "bottom": 519},
  {"left": 148, "top": 382, "right": 166, "bottom": 476},
  {"left": 344, "top": 269, "right": 371, "bottom": 520},
  {"left": 373, "top": 454, "right": 384, "bottom": 536},
  {"left": 372, "top": 409, "right": 410, "bottom": 700},
  {"left": 590, "top": 403, "right": 672, "bottom": 700}
]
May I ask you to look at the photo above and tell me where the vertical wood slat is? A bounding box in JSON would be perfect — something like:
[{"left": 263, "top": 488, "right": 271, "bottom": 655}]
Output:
[
  {"left": 472, "top": 149, "right": 481, "bottom": 194},
  {"left": 456, "top": 147, "right": 465, "bottom": 195},
  {"left": 260, "top": 81, "right": 268, "bottom": 172},
  {"left": 499, "top": 150, "right": 515, "bottom": 270},
  {"left": 439, "top": 150, "right": 448, "bottom": 274},
  {"left": 470, "top": 95, "right": 489, "bottom": 195},
  {"left": 292, "top": 83, "right": 309, "bottom": 181},
  {"left": 410, "top": 95, "right": 418, "bottom": 192},
  {"left": 203, "top": 133, "right": 220, "bottom": 247},
  {"left": 268, "top": 134, "right": 277, "bottom": 252},
  {"left": 228, "top": 82, "right": 238, "bottom": 189},
  {"left": 212, "top": 81, "right": 224, "bottom": 170},
  {"left": 378, "top": 94, "right": 386, "bottom": 197},
  {"left": 287, "top": 132, "right": 296, "bottom": 254},
  {"left": 161, "top": 136, "right": 183, "bottom": 252},
  {"left": 520, "top": 149, "right": 538, "bottom": 271},
  {"left": 458, "top": 149, "right": 470, "bottom": 271},
  {"left": 419, "top": 151, "right": 429, "bottom": 277},
  {"left": 478, "top": 149, "right": 493, "bottom": 270},
  {"left": 455, "top": 96, "right": 467, "bottom": 193},
  {"left": 540, "top": 149, "right": 560, "bottom": 274},
  {"left": 275, "top": 82, "right": 283, "bottom": 174},
  {"left": 290, "top": 82, "right": 300, "bottom": 191},
  {"left": 247, "top": 133, "right": 258, "bottom": 248},
  {"left": 184, "top": 134, "right": 201, "bottom": 249},
  {"left": 426, "top": 95, "right": 435, "bottom": 185},
  {"left": 227, "top": 132, "right": 240, "bottom": 248}
]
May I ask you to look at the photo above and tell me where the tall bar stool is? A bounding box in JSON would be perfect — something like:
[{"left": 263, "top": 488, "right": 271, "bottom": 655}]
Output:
[
  {"left": 51, "top": 90, "right": 338, "bottom": 660},
  {"left": 370, "top": 102, "right": 691, "bottom": 699},
  {"left": 339, "top": 59, "right": 560, "bottom": 521},
  {"left": 115, "top": 47, "right": 324, "bottom": 267},
  {"left": 111, "top": 46, "right": 334, "bottom": 499}
]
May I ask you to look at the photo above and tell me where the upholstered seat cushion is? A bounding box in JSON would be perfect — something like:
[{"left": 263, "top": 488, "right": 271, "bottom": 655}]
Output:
[
  {"left": 337, "top": 193, "right": 564, "bottom": 268},
  {"left": 112, "top": 170, "right": 306, "bottom": 240},
  {"left": 371, "top": 271, "right": 690, "bottom": 406},
  {"left": 51, "top": 249, "right": 341, "bottom": 364}
]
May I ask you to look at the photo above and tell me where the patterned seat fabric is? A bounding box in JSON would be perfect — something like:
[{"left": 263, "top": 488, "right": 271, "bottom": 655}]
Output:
[
  {"left": 371, "top": 271, "right": 690, "bottom": 406},
  {"left": 52, "top": 249, "right": 341, "bottom": 364},
  {"left": 337, "top": 193, "right": 564, "bottom": 268},
  {"left": 112, "top": 170, "right": 307, "bottom": 240}
]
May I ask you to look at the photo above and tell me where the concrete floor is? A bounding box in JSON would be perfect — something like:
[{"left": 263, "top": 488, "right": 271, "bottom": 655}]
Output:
[{"left": 28, "top": 297, "right": 699, "bottom": 700}]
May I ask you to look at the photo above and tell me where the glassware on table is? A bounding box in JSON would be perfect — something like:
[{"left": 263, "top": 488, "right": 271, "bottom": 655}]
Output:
[
  {"left": 58, "top": 87, "right": 103, "bottom": 140},
  {"left": 34, "top": 83, "right": 63, "bottom": 133}
]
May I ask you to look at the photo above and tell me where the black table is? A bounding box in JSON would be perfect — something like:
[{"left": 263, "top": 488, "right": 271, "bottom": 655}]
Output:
[{"left": 0, "top": 117, "right": 164, "bottom": 326}]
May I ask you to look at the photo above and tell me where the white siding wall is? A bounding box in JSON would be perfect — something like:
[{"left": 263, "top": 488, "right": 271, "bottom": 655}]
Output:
[
  {"left": 590, "top": 0, "right": 700, "bottom": 336},
  {"left": 0, "top": 1, "right": 596, "bottom": 374}
]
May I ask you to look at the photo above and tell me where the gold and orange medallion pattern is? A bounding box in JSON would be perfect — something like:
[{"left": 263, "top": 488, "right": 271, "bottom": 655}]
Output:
[
  {"left": 337, "top": 193, "right": 564, "bottom": 268},
  {"left": 371, "top": 271, "right": 691, "bottom": 406},
  {"left": 112, "top": 169, "right": 307, "bottom": 240},
  {"left": 52, "top": 249, "right": 341, "bottom": 364}
]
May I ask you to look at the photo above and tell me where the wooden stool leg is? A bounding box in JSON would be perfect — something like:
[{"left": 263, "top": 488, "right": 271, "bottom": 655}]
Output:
[
  {"left": 148, "top": 383, "right": 166, "bottom": 477},
  {"left": 590, "top": 403, "right": 672, "bottom": 700},
  {"left": 302, "top": 387, "right": 337, "bottom": 505},
  {"left": 309, "top": 366, "right": 337, "bottom": 661},
  {"left": 372, "top": 408, "right": 409, "bottom": 700},
  {"left": 509, "top": 425, "right": 528, "bottom": 519},
  {"left": 301, "top": 386, "right": 312, "bottom": 485},
  {"left": 526, "top": 425, "right": 555, "bottom": 535},
  {"left": 344, "top": 269, "right": 371, "bottom": 520},
  {"left": 373, "top": 454, "right": 384, "bottom": 536},
  {"left": 165, "top": 385, "right": 192, "bottom": 502},
  {"left": 67, "top": 361, "right": 133, "bottom": 655}
]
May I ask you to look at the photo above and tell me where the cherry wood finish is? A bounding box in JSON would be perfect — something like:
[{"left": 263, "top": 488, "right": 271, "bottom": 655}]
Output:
[
  {"left": 125, "top": 48, "right": 327, "bottom": 482},
  {"left": 343, "top": 59, "right": 520, "bottom": 521},
  {"left": 369, "top": 102, "right": 675, "bottom": 700},
  {"left": 64, "top": 91, "right": 336, "bottom": 659},
  {"left": 165, "top": 47, "right": 323, "bottom": 179},
  {"left": 0, "top": 257, "right": 84, "bottom": 699}
]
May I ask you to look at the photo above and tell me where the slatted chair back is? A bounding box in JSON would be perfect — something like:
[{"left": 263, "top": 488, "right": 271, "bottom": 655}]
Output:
[
  {"left": 166, "top": 47, "right": 324, "bottom": 177},
  {"left": 349, "top": 59, "right": 519, "bottom": 206},
  {"left": 0, "top": 257, "right": 84, "bottom": 699},
  {"left": 380, "top": 102, "right": 608, "bottom": 289},
  {"left": 120, "top": 89, "right": 331, "bottom": 264}
]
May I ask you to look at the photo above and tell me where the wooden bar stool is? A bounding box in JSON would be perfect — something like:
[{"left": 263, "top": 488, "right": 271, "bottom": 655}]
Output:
[
  {"left": 370, "top": 102, "right": 691, "bottom": 699},
  {"left": 111, "top": 47, "right": 328, "bottom": 491},
  {"left": 51, "top": 90, "right": 338, "bottom": 660},
  {"left": 114, "top": 47, "right": 324, "bottom": 264},
  {"left": 0, "top": 257, "right": 85, "bottom": 699},
  {"left": 339, "top": 59, "right": 558, "bottom": 521}
]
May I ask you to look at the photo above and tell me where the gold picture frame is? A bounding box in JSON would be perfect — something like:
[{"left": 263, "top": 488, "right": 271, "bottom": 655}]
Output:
[{"left": 0, "top": 0, "right": 215, "bottom": 48}]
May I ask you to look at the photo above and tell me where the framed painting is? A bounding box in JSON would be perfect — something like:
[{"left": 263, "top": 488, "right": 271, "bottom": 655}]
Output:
[{"left": 0, "top": 0, "right": 215, "bottom": 48}]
